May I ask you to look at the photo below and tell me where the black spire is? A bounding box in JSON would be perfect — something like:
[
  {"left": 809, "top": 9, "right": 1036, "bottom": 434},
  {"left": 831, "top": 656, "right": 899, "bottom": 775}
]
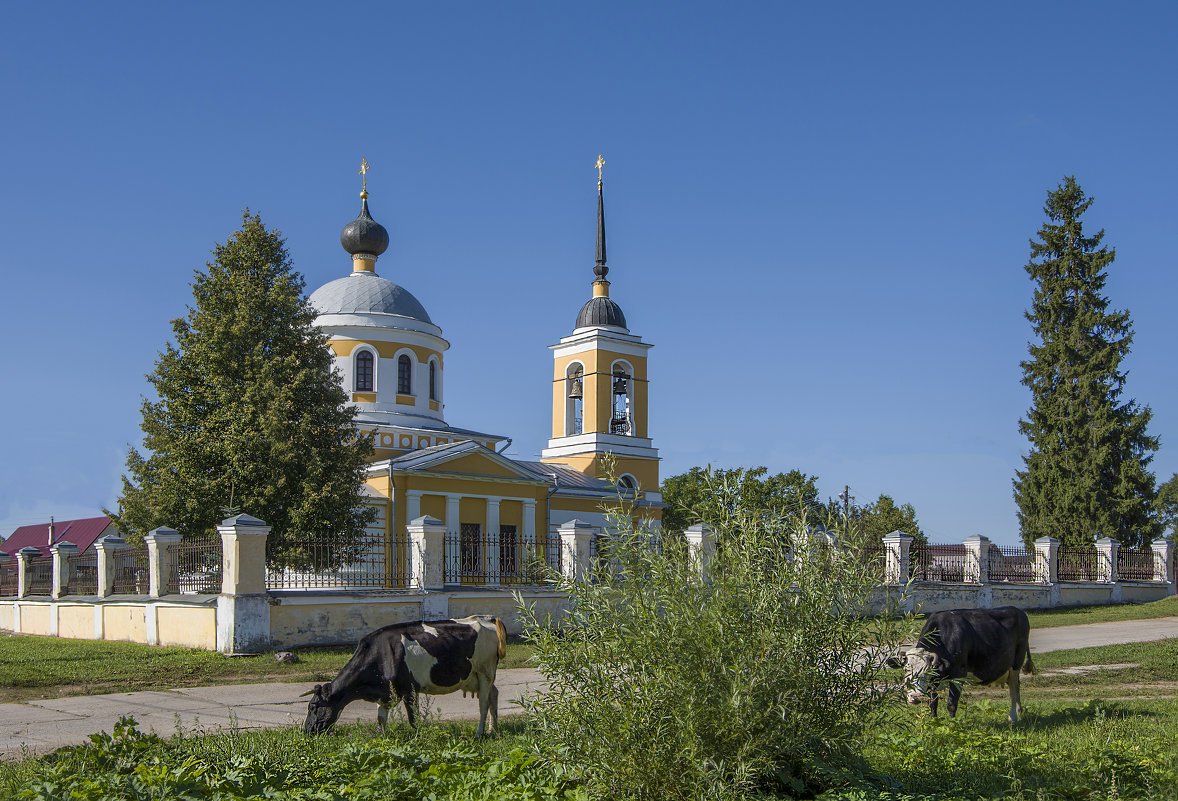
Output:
[{"left": 594, "top": 177, "right": 608, "bottom": 280}]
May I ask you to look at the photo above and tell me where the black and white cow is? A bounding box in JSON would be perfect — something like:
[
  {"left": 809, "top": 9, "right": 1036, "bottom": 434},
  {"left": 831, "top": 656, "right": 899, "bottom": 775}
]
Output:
[
  {"left": 887, "top": 606, "right": 1035, "bottom": 723},
  {"left": 302, "top": 615, "right": 507, "bottom": 737}
]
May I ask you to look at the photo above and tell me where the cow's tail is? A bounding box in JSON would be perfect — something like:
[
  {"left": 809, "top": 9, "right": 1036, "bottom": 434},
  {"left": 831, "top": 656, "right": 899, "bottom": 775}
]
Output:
[
  {"left": 494, "top": 617, "right": 507, "bottom": 661},
  {"left": 1021, "top": 651, "right": 1036, "bottom": 676}
]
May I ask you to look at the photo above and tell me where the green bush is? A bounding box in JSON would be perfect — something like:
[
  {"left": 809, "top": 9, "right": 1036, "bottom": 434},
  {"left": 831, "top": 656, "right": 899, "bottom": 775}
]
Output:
[{"left": 519, "top": 475, "right": 909, "bottom": 800}]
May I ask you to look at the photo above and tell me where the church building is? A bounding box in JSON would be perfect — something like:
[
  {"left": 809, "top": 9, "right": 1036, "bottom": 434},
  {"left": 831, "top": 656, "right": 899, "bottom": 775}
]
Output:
[{"left": 306, "top": 158, "right": 661, "bottom": 580}]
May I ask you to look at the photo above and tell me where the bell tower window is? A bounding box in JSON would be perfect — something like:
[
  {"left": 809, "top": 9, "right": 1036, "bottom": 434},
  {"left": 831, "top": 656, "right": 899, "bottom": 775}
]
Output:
[
  {"left": 397, "top": 354, "right": 412, "bottom": 394},
  {"left": 610, "top": 368, "right": 632, "bottom": 435},
  {"left": 355, "top": 350, "right": 374, "bottom": 392},
  {"left": 565, "top": 365, "right": 584, "bottom": 435}
]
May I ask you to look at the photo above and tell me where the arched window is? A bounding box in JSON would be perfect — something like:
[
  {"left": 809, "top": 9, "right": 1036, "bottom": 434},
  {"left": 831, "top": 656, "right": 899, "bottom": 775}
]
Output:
[
  {"left": 355, "top": 350, "right": 374, "bottom": 392},
  {"left": 429, "top": 361, "right": 438, "bottom": 401},
  {"left": 397, "top": 354, "right": 412, "bottom": 394},
  {"left": 618, "top": 475, "right": 638, "bottom": 492}
]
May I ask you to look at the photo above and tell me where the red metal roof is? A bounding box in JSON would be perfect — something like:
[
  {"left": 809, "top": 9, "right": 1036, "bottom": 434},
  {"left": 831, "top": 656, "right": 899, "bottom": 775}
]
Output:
[{"left": 1, "top": 516, "right": 116, "bottom": 558}]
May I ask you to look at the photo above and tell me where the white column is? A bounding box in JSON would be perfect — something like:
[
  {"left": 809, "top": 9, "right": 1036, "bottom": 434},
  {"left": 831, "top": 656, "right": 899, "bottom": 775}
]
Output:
[
  {"left": 559, "top": 519, "right": 597, "bottom": 582},
  {"left": 963, "top": 534, "right": 991, "bottom": 584},
  {"left": 408, "top": 515, "right": 446, "bottom": 591},
  {"left": 882, "top": 531, "right": 912, "bottom": 585},
  {"left": 522, "top": 500, "right": 538, "bottom": 579},
  {"left": 406, "top": 491, "right": 423, "bottom": 525},
  {"left": 94, "top": 535, "right": 127, "bottom": 598},
  {"left": 50, "top": 541, "right": 78, "bottom": 599},
  {"left": 684, "top": 523, "right": 716, "bottom": 581},
  {"left": 145, "top": 527, "right": 182, "bottom": 598},
  {"left": 444, "top": 495, "right": 461, "bottom": 582},
  {"left": 1034, "top": 537, "right": 1059, "bottom": 584},
  {"left": 1152, "top": 538, "right": 1174, "bottom": 585},
  {"left": 486, "top": 498, "right": 501, "bottom": 586},
  {"left": 1096, "top": 537, "right": 1118, "bottom": 583}
]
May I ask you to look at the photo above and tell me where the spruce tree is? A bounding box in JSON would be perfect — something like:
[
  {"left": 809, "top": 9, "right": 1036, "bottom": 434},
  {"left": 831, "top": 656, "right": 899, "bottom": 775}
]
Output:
[
  {"left": 111, "top": 212, "right": 374, "bottom": 562},
  {"left": 1013, "top": 177, "right": 1159, "bottom": 549}
]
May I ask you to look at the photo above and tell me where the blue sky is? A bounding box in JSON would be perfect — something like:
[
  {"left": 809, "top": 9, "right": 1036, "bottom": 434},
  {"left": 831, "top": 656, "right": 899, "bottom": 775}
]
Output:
[{"left": 1, "top": 2, "right": 1175, "bottom": 547}]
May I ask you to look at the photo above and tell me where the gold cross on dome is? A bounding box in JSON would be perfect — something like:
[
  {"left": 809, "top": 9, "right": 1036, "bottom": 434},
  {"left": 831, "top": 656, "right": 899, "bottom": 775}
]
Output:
[
  {"left": 595, "top": 154, "right": 606, "bottom": 182},
  {"left": 359, "top": 157, "right": 370, "bottom": 191}
]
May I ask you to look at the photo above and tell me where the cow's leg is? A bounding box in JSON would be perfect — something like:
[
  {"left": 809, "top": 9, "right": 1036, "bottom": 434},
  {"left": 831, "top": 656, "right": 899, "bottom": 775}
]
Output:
[
  {"left": 946, "top": 681, "right": 961, "bottom": 718},
  {"left": 377, "top": 702, "right": 390, "bottom": 730},
  {"left": 474, "top": 674, "right": 492, "bottom": 738},
  {"left": 402, "top": 685, "right": 419, "bottom": 728},
  {"left": 488, "top": 683, "right": 499, "bottom": 734},
  {"left": 1007, "top": 668, "right": 1023, "bottom": 724},
  {"left": 928, "top": 689, "right": 939, "bottom": 717}
]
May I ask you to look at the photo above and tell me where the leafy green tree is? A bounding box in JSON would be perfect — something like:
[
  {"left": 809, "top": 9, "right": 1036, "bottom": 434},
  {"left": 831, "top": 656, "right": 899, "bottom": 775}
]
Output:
[
  {"left": 660, "top": 465, "right": 825, "bottom": 537},
  {"left": 1156, "top": 473, "right": 1178, "bottom": 537},
  {"left": 1013, "top": 177, "right": 1160, "bottom": 549},
  {"left": 110, "top": 212, "right": 374, "bottom": 562},
  {"left": 842, "top": 492, "right": 926, "bottom": 548}
]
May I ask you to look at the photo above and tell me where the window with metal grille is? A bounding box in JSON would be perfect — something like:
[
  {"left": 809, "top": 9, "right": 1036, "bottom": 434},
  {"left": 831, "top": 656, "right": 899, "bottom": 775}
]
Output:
[
  {"left": 500, "top": 524, "right": 518, "bottom": 578},
  {"left": 355, "top": 350, "right": 374, "bottom": 392},
  {"left": 460, "top": 522, "right": 482, "bottom": 578},
  {"left": 429, "top": 361, "right": 437, "bottom": 400},
  {"left": 398, "top": 355, "right": 412, "bottom": 394}
]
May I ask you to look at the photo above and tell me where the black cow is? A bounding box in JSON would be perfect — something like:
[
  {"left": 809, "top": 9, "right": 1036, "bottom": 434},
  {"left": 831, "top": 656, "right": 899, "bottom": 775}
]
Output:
[
  {"left": 887, "top": 606, "right": 1035, "bottom": 723},
  {"left": 302, "top": 615, "right": 507, "bottom": 737}
]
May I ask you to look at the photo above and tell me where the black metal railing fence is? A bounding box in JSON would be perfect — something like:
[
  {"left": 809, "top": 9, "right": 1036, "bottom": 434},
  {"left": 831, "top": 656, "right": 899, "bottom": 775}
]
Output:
[
  {"left": 443, "top": 529, "right": 550, "bottom": 585},
  {"left": 25, "top": 555, "right": 54, "bottom": 596},
  {"left": 111, "top": 547, "right": 150, "bottom": 594},
  {"left": 911, "top": 543, "right": 968, "bottom": 582},
  {"left": 1057, "top": 546, "right": 1099, "bottom": 582},
  {"left": 266, "top": 529, "right": 406, "bottom": 590},
  {"left": 987, "top": 544, "right": 1040, "bottom": 583},
  {"left": 170, "top": 534, "right": 223, "bottom": 594},
  {"left": 1117, "top": 548, "right": 1157, "bottom": 581},
  {"left": 68, "top": 551, "right": 99, "bottom": 595}
]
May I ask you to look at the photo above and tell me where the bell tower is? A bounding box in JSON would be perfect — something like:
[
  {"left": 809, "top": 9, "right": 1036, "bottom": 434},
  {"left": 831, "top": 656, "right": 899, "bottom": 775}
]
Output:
[{"left": 540, "top": 156, "right": 660, "bottom": 491}]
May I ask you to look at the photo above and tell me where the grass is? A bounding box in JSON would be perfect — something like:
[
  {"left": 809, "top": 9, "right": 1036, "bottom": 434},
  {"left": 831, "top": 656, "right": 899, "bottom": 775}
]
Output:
[
  {"left": 0, "top": 632, "right": 534, "bottom": 703},
  {"left": 1025, "top": 594, "right": 1178, "bottom": 628}
]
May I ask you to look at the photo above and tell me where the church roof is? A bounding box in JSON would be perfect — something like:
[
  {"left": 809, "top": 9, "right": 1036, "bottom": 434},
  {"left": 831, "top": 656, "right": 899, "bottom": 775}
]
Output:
[
  {"left": 575, "top": 296, "right": 627, "bottom": 330},
  {"left": 309, "top": 272, "right": 433, "bottom": 324},
  {"left": 2, "top": 516, "right": 116, "bottom": 557}
]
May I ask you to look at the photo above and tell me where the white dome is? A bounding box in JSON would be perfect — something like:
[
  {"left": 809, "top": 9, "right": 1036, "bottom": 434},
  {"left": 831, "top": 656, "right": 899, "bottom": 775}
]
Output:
[{"left": 309, "top": 272, "right": 432, "bottom": 324}]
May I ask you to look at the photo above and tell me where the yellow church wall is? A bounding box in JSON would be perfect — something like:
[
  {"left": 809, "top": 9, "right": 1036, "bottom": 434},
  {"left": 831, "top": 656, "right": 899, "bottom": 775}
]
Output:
[
  {"left": 19, "top": 604, "right": 51, "bottom": 635},
  {"left": 57, "top": 606, "right": 93, "bottom": 639},
  {"left": 548, "top": 453, "right": 660, "bottom": 492},
  {"left": 156, "top": 606, "right": 218, "bottom": 649},
  {"left": 352, "top": 393, "right": 377, "bottom": 403},
  {"left": 420, "top": 494, "right": 446, "bottom": 520},
  {"left": 460, "top": 497, "right": 486, "bottom": 527},
  {"left": 500, "top": 500, "right": 522, "bottom": 529},
  {"left": 432, "top": 455, "right": 522, "bottom": 479},
  {"left": 103, "top": 605, "right": 146, "bottom": 643},
  {"left": 404, "top": 474, "right": 548, "bottom": 503},
  {"left": 329, "top": 340, "right": 443, "bottom": 366}
]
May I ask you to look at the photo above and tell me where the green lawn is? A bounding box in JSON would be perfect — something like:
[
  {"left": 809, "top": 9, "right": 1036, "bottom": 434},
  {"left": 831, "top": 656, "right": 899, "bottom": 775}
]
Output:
[
  {"left": 0, "top": 632, "right": 534, "bottom": 703},
  {"left": 1024, "top": 594, "right": 1178, "bottom": 628}
]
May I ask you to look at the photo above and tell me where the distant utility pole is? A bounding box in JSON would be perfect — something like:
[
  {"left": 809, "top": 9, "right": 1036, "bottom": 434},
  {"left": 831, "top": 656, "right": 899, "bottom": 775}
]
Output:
[{"left": 839, "top": 486, "right": 850, "bottom": 518}]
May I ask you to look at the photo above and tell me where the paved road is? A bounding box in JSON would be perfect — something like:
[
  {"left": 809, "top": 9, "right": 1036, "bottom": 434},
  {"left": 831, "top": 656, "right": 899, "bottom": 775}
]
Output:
[{"left": 3, "top": 617, "right": 1177, "bottom": 759}]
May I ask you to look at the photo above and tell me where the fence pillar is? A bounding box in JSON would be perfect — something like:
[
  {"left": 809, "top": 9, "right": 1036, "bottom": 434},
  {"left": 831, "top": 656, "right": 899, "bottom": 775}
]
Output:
[
  {"left": 16, "top": 547, "right": 41, "bottom": 599},
  {"left": 216, "top": 514, "right": 271, "bottom": 654},
  {"left": 1096, "top": 537, "right": 1118, "bottom": 583},
  {"left": 50, "top": 541, "right": 79, "bottom": 599},
  {"left": 1152, "top": 538, "right": 1174, "bottom": 586},
  {"left": 963, "top": 535, "right": 990, "bottom": 584},
  {"left": 1034, "top": 537, "right": 1059, "bottom": 584},
  {"left": 684, "top": 523, "right": 716, "bottom": 581},
  {"left": 883, "top": 531, "right": 912, "bottom": 585},
  {"left": 93, "top": 536, "right": 127, "bottom": 598},
  {"left": 408, "top": 515, "right": 446, "bottom": 591},
  {"left": 145, "top": 527, "right": 181, "bottom": 598},
  {"left": 559, "top": 519, "right": 597, "bottom": 582}
]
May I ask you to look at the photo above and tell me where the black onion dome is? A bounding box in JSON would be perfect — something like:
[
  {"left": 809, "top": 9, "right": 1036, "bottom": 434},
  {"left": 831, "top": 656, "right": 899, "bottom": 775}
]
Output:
[
  {"left": 340, "top": 198, "right": 390, "bottom": 258},
  {"left": 576, "top": 296, "right": 627, "bottom": 330}
]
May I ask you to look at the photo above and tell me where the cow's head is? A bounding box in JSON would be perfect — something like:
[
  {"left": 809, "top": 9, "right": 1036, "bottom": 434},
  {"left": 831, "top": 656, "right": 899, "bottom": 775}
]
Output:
[
  {"left": 301, "top": 682, "right": 341, "bottom": 734},
  {"left": 886, "top": 647, "right": 944, "bottom": 705}
]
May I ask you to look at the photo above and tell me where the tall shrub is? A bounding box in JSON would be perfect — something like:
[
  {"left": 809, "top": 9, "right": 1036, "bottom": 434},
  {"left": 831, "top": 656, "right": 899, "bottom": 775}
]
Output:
[{"left": 519, "top": 476, "right": 907, "bottom": 800}]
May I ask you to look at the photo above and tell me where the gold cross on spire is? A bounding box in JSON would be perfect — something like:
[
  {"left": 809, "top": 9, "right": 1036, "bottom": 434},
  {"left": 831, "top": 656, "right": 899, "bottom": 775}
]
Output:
[
  {"left": 359, "top": 157, "right": 370, "bottom": 193},
  {"left": 595, "top": 154, "right": 606, "bottom": 183}
]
